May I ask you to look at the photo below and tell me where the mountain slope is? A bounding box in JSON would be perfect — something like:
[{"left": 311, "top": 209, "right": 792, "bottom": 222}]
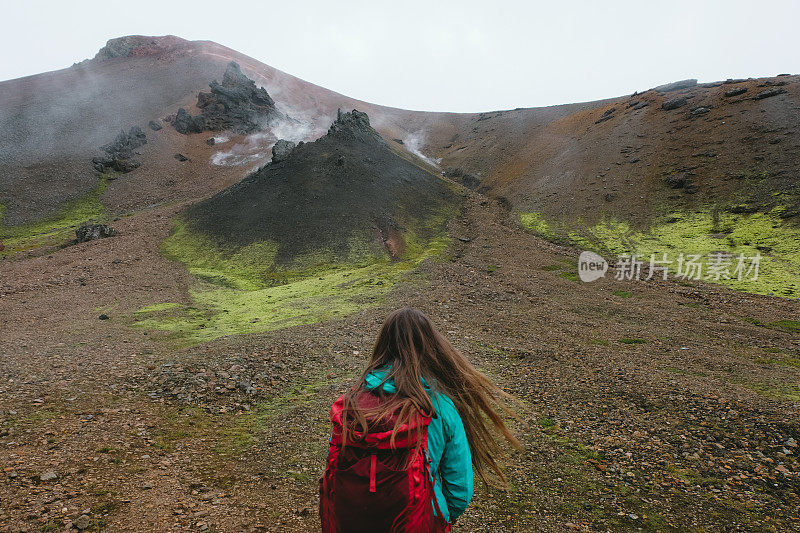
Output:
[{"left": 184, "top": 109, "right": 459, "bottom": 266}]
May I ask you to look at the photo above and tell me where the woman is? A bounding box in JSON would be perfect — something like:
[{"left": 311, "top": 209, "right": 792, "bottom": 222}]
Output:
[{"left": 319, "top": 307, "right": 519, "bottom": 532}]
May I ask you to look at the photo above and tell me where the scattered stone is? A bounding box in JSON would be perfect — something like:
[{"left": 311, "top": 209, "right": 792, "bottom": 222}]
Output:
[
  {"left": 39, "top": 471, "right": 58, "bottom": 482},
  {"left": 724, "top": 78, "right": 747, "bottom": 84},
  {"left": 691, "top": 107, "right": 710, "bottom": 115},
  {"left": 632, "top": 101, "right": 649, "bottom": 110},
  {"left": 148, "top": 120, "right": 162, "bottom": 131},
  {"left": 206, "top": 138, "right": 216, "bottom": 146},
  {"left": 665, "top": 172, "right": 692, "bottom": 189},
  {"left": 653, "top": 79, "right": 697, "bottom": 92},
  {"left": 724, "top": 87, "right": 748, "bottom": 97},
  {"left": 595, "top": 107, "right": 616, "bottom": 124},
  {"left": 74, "top": 514, "right": 91, "bottom": 530},
  {"left": 392, "top": 138, "right": 404, "bottom": 145},
  {"left": 76, "top": 224, "right": 117, "bottom": 242},
  {"left": 754, "top": 88, "right": 787, "bottom": 100},
  {"left": 271, "top": 139, "right": 296, "bottom": 163},
  {"left": 174, "top": 153, "right": 189, "bottom": 162},
  {"left": 662, "top": 97, "right": 687, "bottom": 110},
  {"left": 443, "top": 167, "right": 481, "bottom": 190},
  {"left": 98, "top": 314, "right": 109, "bottom": 320}
]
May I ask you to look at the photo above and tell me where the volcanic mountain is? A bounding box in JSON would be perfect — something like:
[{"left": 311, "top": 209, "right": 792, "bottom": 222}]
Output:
[
  {"left": 0, "top": 34, "right": 798, "bottom": 294},
  {"left": 2, "top": 35, "right": 798, "bottom": 233},
  {"left": 184, "top": 109, "right": 459, "bottom": 265}
]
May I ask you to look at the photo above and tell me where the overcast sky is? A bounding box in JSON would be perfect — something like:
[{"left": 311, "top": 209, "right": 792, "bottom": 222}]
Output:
[{"left": 3, "top": 0, "right": 799, "bottom": 112}]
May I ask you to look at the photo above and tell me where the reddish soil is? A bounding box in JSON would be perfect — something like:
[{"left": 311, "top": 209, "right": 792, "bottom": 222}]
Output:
[{"left": 1, "top": 193, "right": 798, "bottom": 532}]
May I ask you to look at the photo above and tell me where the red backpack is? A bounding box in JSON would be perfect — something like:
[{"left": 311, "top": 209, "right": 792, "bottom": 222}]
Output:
[{"left": 319, "top": 391, "right": 449, "bottom": 533}]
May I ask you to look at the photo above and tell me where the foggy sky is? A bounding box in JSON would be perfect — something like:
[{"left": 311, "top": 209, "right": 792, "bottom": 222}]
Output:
[{"left": 3, "top": 0, "right": 799, "bottom": 113}]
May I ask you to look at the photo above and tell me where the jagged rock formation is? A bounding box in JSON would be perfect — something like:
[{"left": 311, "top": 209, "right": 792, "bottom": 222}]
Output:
[
  {"left": 91, "top": 126, "right": 147, "bottom": 173},
  {"left": 271, "top": 139, "right": 296, "bottom": 163},
  {"left": 173, "top": 108, "right": 204, "bottom": 134},
  {"left": 184, "top": 110, "right": 458, "bottom": 264},
  {"left": 172, "top": 62, "right": 281, "bottom": 135}
]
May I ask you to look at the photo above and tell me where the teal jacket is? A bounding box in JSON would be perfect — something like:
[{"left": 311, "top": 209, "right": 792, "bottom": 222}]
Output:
[{"left": 365, "top": 369, "right": 474, "bottom": 522}]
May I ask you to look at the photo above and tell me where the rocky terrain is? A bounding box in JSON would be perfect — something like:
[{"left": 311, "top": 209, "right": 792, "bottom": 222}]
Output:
[{"left": 0, "top": 35, "right": 798, "bottom": 532}]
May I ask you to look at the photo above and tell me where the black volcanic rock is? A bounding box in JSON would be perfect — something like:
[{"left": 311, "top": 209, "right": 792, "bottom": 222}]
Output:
[
  {"left": 174, "top": 108, "right": 204, "bottom": 134},
  {"left": 271, "top": 139, "right": 296, "bottom": 163},
  {"left": 184, "top": 110, "right": 458, "bottom": 264},
  {"left": 174, "top": 62, "right": 281, "bottom": 135},
  {"left": 148, "top": 120, "right": 163, "bottom": 131},
  {"left": 76, "top": 223, "right": 117, "bottom": 242},
  {"left": 724, "top": 87, "right": 748, "bottom": 97},
  {"left": 754, "top": 88, "right": 787, "bottom": 100},
  {"left": 662, "top": 97, "right": 687, "bottom": 110},
  {"left": 92, "top": 126, "right": 146, "bottom": 173}
]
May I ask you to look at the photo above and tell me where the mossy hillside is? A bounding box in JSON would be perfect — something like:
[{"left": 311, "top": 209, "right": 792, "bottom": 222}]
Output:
[
  {"left": 134, "top": 217, "right": 452, "bottom": 346},
  {"left": 0, "top": 174, "right": 110, "bottom": 255},
  {"left": 519, "top": 210, "right": 800, "bottom": 298}
]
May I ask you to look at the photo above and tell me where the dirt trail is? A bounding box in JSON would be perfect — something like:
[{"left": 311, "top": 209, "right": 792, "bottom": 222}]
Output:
[{"left": 1, "top": 193, "right": 799, "bottom": 532}]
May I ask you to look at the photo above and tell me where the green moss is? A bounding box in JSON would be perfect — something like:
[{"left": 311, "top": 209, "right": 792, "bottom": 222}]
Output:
[
  {"left": 558, "top": 271, "right": 579, "bottom": 281},
  {"left": 134, "top": 215, "right": 452, "bottom": 346},
  {"left": 520, "top": 209, "right": 800, "bottom": 298},
  {"left": 771, "top": 319, "right": 800, "bottom": 333},
  {"left": 518, "top": 212, "right": 553, "bottom": 237},
  {"left": 537, "top": 417, "right": 555, "bottom": 428},
  {"left": 0, "top": 174, "right": 111, "bottom": 255},
  {"left": 612, "top": 290, "right": 632, "bottom": 298},
  {"left": 135, "top": 303, "right": 182, "bottom": 313},
  {"left": 541, "top": 264, "right": 562, "bottom": 271}
]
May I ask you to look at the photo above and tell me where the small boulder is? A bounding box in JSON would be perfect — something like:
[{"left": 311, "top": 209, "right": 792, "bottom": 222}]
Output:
[
  {"left": 206, "top": 138, "right": 216, "bottom": 146},
  {"left": 271, "top": 139, "right": 296, "bottom": 163},
  {"left": 754, "top": 88, "right": 787, "bottom": 100},
  {"left": 174, "top": 153, "right": 189, "bottom": 162},
  {"left": 148, "top": 120, "right": 162, "bottom": 131},
  {"left": 691, "top": 107, "right": 710, "bottom": 115},
  {"left": 724, "top": 87, "right": 748, "bottom": 97},
  {"left": 76, "top": 224, "right": 117, "bottom": 243},
  {"left": 39, "top": 471, "right": 58, "bottom": 482},
  {"left": 662, "top": 97, "right": 687, "bottom": 110},
  {"left": 74, "top": 514, "right": 91, "bottom": 530}
]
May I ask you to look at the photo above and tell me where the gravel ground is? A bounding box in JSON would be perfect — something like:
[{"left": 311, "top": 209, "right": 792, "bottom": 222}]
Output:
[{"left": 1, "top": 194, "right": 798, "bottom": 532}]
